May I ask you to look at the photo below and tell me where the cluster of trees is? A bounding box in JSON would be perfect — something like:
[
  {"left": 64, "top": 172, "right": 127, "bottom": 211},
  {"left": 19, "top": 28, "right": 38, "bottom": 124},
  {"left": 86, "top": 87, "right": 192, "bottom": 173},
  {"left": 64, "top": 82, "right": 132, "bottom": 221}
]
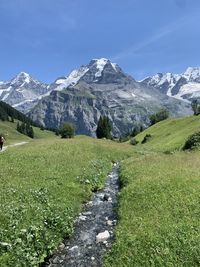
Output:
[
  {"left": 96, "top": 116, "right": 112, "bottom": 139},
  {"left": 17, "top": 122, "right": 34, "bottom": 138},
  {"left": 150, "top": 109, "right": 169, "bottom": 125}
]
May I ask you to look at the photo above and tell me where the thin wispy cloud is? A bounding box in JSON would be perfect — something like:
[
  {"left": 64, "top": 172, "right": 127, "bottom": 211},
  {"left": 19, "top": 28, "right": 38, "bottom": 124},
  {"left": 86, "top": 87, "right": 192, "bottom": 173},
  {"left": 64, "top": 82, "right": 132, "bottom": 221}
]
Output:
[{"left": 112, "top": 14, "right": 193, "bottom": 62}]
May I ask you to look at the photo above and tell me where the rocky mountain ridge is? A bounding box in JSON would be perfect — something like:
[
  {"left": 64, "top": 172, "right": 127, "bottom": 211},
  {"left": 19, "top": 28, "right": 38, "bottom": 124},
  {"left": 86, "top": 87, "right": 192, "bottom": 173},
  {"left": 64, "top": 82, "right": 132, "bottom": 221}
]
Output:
[{"left": 28, "top": 59, "right": 192, "bottom": 136}]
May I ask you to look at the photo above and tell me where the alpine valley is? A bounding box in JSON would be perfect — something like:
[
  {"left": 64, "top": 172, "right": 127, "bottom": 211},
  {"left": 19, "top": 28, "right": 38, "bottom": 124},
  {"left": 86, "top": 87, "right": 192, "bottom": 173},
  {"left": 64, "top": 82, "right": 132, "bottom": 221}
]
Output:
[{"left": 0, "top": 58, "right": 196, "bottom": 136}]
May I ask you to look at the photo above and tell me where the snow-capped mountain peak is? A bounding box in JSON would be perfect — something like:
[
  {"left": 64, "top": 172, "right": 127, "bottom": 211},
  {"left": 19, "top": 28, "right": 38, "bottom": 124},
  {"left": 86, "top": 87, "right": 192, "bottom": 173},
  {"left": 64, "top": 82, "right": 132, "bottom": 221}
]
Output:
[
  {"left": 0, "top": 72, "right": 51, "bottom": 113},
  {"left": 11, "top": 72, "right": 32, "bottom": 86},
  {"left": 183, "top": 67, "right": 200, "bottom": 82},
  {"left": 141, "top": 67, "right": 200, "bottom": 102},
  {"left": 90, "top": 58, "right": 119, "bottom": 77},
  {"left": 51, "top": 58, "right": 123, "bottom": 91}
]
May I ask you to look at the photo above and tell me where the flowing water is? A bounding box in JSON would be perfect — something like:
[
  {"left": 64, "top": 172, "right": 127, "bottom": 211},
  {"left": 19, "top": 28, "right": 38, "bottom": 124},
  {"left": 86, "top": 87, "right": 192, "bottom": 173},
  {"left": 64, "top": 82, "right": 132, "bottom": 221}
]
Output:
[{"left": 44, "top": 163, "right": 120, "bottom": 267}]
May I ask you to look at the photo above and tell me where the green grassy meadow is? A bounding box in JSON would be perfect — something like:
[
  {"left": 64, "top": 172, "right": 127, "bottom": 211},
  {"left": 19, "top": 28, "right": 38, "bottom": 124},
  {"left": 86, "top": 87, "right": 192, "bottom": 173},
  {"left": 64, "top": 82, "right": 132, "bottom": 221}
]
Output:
[
  {"left": 1, "top": 115, "right": 200, "bottom": 266},
  {"left": 0, "top": 134, "right": 133, "bottom": 266}
]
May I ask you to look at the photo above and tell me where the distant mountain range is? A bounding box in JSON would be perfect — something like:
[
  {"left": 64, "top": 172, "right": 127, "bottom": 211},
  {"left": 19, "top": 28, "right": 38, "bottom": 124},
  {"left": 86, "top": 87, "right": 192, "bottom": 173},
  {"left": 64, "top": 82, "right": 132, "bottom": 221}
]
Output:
[
  {"left": 141, "top": 67, "right": 200, "bottom": 102},
  {"left": 0, "top": 58, "right": 195, "bottom": 136}
]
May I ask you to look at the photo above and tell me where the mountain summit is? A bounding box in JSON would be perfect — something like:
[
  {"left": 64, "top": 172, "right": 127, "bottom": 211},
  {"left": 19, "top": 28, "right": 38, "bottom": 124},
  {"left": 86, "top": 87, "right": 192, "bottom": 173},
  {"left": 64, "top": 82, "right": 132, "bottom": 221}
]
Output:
[
  {"left": 50, "top": 58, "right": 128, "bottom": 92},
  {"left": 0, "top": 72, "right": 50, "bottom": 112}
]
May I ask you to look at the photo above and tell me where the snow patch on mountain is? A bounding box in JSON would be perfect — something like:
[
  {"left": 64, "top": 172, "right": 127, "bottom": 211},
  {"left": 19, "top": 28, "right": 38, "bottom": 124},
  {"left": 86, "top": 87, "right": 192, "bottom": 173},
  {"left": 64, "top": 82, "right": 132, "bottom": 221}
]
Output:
[
  {"left": 174, "top": 83, "right": 200, "bottom": 102},
  {"left": 55, "top": 66, "right": 89, "bottom": 91}
]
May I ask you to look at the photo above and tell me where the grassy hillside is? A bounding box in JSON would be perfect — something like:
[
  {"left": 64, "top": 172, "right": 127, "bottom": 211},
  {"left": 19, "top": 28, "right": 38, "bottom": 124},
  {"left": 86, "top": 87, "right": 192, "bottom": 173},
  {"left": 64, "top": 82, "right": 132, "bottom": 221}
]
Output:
[
  {"left": 105, "top": 115, "right": 200, "bottom": 267},
  {"left": 0, "top": 120, "right": 54, "bottom": 145},
  {"left": 135, "top": 115, "right": 200, "bottom": 152},
  {"left": 0, "top": 136, "right": 133, "bottom": 266}
]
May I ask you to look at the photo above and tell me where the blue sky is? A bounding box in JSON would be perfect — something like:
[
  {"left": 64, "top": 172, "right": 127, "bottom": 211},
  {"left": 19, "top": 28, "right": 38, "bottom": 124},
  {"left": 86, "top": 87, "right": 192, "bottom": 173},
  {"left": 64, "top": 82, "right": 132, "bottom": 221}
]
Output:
[{"left": 0, "top": 0, "right": 200, "bottom": 83}]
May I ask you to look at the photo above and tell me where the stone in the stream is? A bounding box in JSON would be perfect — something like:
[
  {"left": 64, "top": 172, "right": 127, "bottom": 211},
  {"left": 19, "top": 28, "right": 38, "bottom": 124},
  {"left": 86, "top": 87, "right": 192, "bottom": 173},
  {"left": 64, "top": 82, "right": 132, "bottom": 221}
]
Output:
[
  {"left": 96, "top": 230, "right": 110, "bottom": 243},
  {"left": 91, "top": 256, "right": 95, "bottom": 261},
  {"left": 103, "top": 193, "right": 110, "bottom": 201},
  {"left": 107, "top": 220, "right": 113, "bottom": 226},
  {"left": 108, "top": 197, "right": 112, "bottom": 202},
  {"left": 82, "top": 211, "right": 92, "bottom": 216},
  {"left": 69, "top": 245, "right": 79, "bottom": 252},
  {"left": 79, "top": 215, "right": 87, "bottom": 221}
]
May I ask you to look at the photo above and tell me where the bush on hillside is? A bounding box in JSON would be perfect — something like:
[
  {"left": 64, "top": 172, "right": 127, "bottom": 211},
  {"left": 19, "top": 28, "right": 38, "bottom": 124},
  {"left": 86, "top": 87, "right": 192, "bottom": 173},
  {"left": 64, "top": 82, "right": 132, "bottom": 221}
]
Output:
[
  {"left": 183, "top": 132, "right": 200, "bottom": 150},
  {"left": 141, "top": 134, "right": 152, "bottom": 144},
  {"left": 130, "top": 138, "right": 139, "bottom": 146},
  {"left": 60, "top": 122, "right": 75, "bottom": 138},
  {"left": 150, "top": 109, "right": 169, "bottom": 125}
]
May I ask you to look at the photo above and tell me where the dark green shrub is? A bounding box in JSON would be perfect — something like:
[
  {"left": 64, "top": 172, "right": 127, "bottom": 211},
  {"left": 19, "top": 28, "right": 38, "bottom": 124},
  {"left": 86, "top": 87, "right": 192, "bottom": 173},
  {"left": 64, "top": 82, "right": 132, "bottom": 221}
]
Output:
[
  {"left": 183, "top": 132, "right": 200, "bottom": 150},
  {"left": 141, "top": 134, "right": 152, "bottom": 144},
  {"left": 130, "top": 138, "right": 139, "bottom": 146},
  {"left": 60, "top": 123, "right": 75, "bottom": 138}
]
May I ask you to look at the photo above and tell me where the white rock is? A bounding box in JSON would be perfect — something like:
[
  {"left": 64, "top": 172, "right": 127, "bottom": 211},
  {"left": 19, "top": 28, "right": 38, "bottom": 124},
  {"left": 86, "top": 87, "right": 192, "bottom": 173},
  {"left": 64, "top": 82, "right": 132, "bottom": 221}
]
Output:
[
  {"left": 96, "top": 230, "right": 110, "bottom": 243},
  {"left": 79, "top": 215, "right": 87, "bottom": 221},
  {"left": 91, "top": 256, "right": 95, "bottom": 261},
  {"left": 107, "top": 220, "right": 113, "bottom": 226},
  {"left": 69, "top": 245, "right": 78, "bottom": 251},
  {"left": 108, "top": 197, "right": 112, "bottom": 202},
  {"left": 82, "top": 211, "right": 92, "bottom": 216}
]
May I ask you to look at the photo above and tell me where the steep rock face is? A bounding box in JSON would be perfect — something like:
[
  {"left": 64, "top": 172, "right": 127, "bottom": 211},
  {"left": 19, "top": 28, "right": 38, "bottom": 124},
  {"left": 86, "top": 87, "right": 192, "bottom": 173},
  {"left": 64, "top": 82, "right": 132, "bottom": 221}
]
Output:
[
  {"left": 29, "top": 60, "right": 192, "bottom": 137},
  {"left": 0, "top": 72, "right": 50, "bottom": 113},
  {"left": 142, "top": 67, "right": 200, "bottom": 102}
]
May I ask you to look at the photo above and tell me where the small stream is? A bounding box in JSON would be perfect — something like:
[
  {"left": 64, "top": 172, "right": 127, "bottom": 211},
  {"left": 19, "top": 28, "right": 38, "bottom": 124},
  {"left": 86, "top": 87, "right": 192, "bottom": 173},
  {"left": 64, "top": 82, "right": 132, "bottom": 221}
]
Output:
[{"left": 44, "top": 163, "right": 120, "bottom": 267}]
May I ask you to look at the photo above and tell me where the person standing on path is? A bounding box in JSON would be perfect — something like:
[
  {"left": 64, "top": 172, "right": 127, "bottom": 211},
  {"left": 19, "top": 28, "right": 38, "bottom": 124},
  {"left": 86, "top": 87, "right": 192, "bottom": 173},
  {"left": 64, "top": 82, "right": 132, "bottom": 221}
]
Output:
[{"left": 0, "top": 135, "right": 5, "bottom": 150}]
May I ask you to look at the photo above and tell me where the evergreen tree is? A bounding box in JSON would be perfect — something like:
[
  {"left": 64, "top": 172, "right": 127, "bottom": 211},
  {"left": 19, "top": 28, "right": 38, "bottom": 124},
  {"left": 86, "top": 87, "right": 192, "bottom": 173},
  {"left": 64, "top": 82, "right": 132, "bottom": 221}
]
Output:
[
  {"left": 28, "top": 126, "right": 34, "bottom": 138},
  {"left": 96, "top": 115, "right": 112, "bottom": 139},
  {"left": 191, "top": 99, "right": 200, "bottom": 115}
]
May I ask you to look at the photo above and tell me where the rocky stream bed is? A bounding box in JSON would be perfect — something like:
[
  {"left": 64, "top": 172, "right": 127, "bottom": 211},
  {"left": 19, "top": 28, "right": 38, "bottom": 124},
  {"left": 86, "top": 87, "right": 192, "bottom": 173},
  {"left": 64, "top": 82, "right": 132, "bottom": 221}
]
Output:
[{"left": 44, "top": 163, "right": 120, "bottom": 267}]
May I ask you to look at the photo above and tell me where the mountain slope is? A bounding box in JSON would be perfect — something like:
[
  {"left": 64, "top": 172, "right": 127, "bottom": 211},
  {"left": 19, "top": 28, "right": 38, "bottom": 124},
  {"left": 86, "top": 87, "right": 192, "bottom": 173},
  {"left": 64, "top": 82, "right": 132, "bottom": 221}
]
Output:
[
  {"left": 135, "top": 115, "right": 200, "bottom": 151},
  {"left": 29, "top": 58, "right": 192, "bottom": 137},
  {"left": 142, "top": 67, "right": 200, "bottom": 102},
  {"left": 0, "top": 72, "right": 51, "bottom": 113}
]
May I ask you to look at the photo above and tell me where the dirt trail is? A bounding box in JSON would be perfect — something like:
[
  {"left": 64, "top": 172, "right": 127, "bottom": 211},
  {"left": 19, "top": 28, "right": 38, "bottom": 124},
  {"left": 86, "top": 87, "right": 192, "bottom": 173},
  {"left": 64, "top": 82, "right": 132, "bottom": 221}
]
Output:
[
  {"left": 0, "top": 142, "right": 28, "bottom": 152},
  {"left": 44, "top": 163, "right": 120, "bottom": 267}
]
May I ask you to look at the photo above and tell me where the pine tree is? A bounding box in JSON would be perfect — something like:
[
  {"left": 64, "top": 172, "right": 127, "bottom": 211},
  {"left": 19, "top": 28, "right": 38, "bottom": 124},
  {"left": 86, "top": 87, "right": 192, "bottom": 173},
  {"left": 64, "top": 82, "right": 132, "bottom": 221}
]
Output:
[
  {"left": 191, "top": 99, "right": 200, "bottom": 115},
  {"left": 96, "top": 115, "right": 112, "bottom": 139}
]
